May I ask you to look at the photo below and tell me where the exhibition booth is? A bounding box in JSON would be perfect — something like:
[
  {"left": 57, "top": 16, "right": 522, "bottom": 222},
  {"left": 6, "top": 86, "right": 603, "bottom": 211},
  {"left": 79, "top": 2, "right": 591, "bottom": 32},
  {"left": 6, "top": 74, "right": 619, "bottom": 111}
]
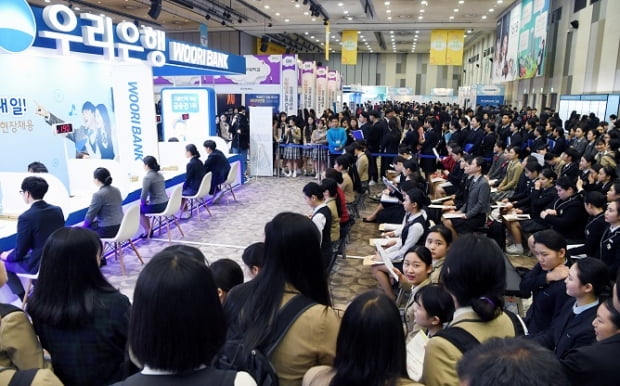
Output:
[{"left": 0, "top": 2, "right": 247, "bottom": 251}]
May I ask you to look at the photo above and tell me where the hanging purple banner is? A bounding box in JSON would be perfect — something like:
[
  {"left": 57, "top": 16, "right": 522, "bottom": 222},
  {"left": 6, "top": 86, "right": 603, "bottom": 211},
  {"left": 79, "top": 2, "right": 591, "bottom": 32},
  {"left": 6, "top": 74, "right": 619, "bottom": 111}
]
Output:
[{"left": 202, "top": 55, "right": 281, "bottom": 84}]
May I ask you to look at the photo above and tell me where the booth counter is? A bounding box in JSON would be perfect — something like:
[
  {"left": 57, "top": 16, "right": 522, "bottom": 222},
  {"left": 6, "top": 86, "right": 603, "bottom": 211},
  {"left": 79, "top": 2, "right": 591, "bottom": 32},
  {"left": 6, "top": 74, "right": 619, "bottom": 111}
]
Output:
[{"left": 0, "top": 152, "right": 242, "bottom": 252}]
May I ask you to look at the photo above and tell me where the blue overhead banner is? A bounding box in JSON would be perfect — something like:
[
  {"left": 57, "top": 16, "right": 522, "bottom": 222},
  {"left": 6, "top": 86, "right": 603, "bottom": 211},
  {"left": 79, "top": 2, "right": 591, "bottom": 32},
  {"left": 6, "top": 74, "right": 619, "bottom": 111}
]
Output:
[
  {"left": 27, "top": 4, "right": 244, "bottom": 76},
  {"left": 155, "top": 39, "right": 246, "bottom": 76}
]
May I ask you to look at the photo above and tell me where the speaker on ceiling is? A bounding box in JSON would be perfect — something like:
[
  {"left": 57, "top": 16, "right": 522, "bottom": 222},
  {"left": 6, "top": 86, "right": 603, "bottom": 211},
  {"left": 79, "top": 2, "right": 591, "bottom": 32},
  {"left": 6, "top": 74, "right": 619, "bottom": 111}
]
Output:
[
  {"left": 260, "top": 36, "right": 269, "bottom": 52},
  {"left": 570, "top": 20, "right": 579, "bottom": 29},
  {"left": 148, "top": 0, "right": 162, "bottom": 20}
]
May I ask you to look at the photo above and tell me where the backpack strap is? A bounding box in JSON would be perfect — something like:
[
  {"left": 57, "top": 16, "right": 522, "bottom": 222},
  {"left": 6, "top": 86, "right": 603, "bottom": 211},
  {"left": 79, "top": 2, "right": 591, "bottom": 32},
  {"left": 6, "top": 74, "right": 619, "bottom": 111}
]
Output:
[
  {"left": 7, "top": 368, "right": 38, "bottom": 386},
  {"left": 434, "top": 327, "right": 480, "bottom": 354},
  {"left": 504, "top": 309, "right": 526, "bottom": 336},
  {"left": 262, "top": 294, "right": 316, "bottom": 357}
]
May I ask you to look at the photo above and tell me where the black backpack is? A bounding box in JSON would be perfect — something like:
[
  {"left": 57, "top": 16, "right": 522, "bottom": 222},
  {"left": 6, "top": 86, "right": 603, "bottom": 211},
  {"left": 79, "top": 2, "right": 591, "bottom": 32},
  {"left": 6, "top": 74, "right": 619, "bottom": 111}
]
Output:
[
  {"left": 215, "top": 294, "right": 316, "bottom": 386},
  {"left": 433, "top": 310, "right": 525, "bottom": 354}
]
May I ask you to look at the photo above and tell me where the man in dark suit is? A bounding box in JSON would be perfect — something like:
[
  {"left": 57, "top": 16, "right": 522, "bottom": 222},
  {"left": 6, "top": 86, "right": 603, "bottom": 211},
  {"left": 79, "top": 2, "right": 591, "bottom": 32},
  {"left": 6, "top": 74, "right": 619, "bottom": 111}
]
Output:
[
  {"left": 230, "top": 105, "right": 250, "bottom": 177},
  {"left": 0, "top": 177, "right": 64, "bottom": 298},
  {"left": 203, "top": 140, "right": 231, "bottom": 195}
]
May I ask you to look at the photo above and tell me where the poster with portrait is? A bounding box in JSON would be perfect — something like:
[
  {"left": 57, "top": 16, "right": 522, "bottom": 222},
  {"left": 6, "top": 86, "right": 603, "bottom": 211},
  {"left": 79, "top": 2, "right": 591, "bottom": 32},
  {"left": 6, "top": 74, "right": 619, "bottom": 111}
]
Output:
[{"left": 0, "top": 52, "right": 118, "bottom": 188}]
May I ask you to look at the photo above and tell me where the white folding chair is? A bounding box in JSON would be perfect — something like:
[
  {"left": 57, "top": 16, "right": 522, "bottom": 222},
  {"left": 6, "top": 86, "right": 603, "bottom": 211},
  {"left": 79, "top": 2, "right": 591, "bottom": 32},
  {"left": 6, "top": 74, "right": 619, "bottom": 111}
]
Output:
[
  {"left": 16, "top": 271, "right": 38, "bottom": 309},
  {"left": 181, "top": 172, "right": 213, "bottom": 219},
  {"left": 100, "top": 204, "right": 144, "bottom": 275},
  {"left": 222, "top": 162, "right": 239, "bottom": 202},
  {"left": 145, "top": 185, "right": 185, "bottom": 242}
]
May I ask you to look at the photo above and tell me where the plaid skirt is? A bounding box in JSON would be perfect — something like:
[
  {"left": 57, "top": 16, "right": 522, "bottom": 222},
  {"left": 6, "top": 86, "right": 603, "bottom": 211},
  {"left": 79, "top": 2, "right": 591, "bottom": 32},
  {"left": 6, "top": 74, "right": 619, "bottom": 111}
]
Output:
[
  {"left": 303, "top": 145, "right": 314, "bottom": 158},
  {"left": 311, "top": 144, "right": 329, "bottom": 162},
  {"left": 282, "top": 144, "right": 301, "bottom": 160}
]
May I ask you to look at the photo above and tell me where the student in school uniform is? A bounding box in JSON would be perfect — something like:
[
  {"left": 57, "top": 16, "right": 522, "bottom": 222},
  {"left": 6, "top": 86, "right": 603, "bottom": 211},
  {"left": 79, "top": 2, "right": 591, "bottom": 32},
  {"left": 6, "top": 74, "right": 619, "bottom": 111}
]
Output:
[
  {"left": 601, "top": 199, "right": 620, "bottom": 280},
  {"left": 569, "top": 192, "right": 607, "bottom": 259}
]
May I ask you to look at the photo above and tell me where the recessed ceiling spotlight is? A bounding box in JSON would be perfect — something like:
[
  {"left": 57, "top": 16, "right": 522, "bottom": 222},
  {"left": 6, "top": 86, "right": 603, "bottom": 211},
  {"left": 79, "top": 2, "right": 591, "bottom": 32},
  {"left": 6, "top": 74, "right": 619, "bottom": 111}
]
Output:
[
  {"left": 384, "top": 1, "right": 390, "bottom": 5},
  {"left": 295, "top": 3, "right": 300, "bottom": 7},
  {"left": 418, "top": 16, "right": 423, "bottom": 19},
  {"left": 449, "top": 16, "right": 454, "bottom": 19},
  {"left": 387, "top": 9, "right": 392, "bottom": 13},
  {"left": 481, "top": 15, "right": 487, "bottom": 19},
  {"left": 338, "top": 2, "right": 343, "bottom": 6},
  {"left": 454, "top": 8, "right": 459, "bottom": 12},
  {"left": 415, "top": 30, "right": 419, "bottom": 33},
  {"left": 304, "top": 11, "right": 308, "bottom": 15},
  {"left": 489, "top": 8, "right": 494, "bottom": 12},
  {"left": 344, "top": 10, "right": 348, "bottom": 14},
  {"left": 305, "top": 31, "right": 308, "bottom": 34},
  {"left": 312, "top": 17, "right": 316, "bottom": 21},
  {"left": 388, "top": 16, "right": 392, "bottom": 20},
  {"left": 275, "top": 12, "right": 280, "bottom": 16},
  {"left": 264, "top": 5, "right": 269, "bottom": 9},
  {"left": 419, "top": 9, "right": 424, "bottom": 13},
  {"left": 459, "top": 0, "right": 464, "bottom": 3},
  {"left": 421, "top": 0, "right": 428, "bottom": 5},
  {"left": 285, "top": 18, "right": 290, "bottom": 22}
]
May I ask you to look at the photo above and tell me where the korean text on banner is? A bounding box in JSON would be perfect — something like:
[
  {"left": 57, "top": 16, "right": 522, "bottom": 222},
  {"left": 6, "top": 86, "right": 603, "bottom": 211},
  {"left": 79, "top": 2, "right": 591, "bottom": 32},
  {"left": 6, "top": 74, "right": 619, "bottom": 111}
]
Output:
[
  {"left": 430, "top": 30, "right": 448, "bottom": 65},
  {"left": 341, "top": 30, "right": 358, "bottom": 65},
  {"left": 446, "top": 30, "right": 465, "bottom": 66}
]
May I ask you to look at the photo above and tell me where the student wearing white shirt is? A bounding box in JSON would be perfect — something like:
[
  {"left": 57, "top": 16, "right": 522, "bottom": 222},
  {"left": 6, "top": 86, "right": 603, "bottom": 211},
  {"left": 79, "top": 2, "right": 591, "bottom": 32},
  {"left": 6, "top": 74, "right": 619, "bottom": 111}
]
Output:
[{"left": 371, "top": 188, "right": 430, "bottom": 300}]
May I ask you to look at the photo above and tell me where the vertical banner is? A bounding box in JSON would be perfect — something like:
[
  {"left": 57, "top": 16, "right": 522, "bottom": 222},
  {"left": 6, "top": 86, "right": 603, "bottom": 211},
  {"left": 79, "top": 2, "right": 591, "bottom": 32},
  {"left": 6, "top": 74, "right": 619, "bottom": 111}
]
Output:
[
  {"left": 250, "top": 106, "right": 275, "bottom": 177},
  {"left": 327, "top": 71, "right": 337, "bottom": 111},
  {"left": 429, "top": 30, "right": 448, "bottom": 65},
  {"left": 300, "top": 61, "right": 316, "bottom": 111},
  {"left": 446, "top": 30, "right": 465, "bottom": 65},
  {"left": 325, "top": 22, "right": 330, "bottom": 61},
  {"left": 315, "top": 67, "right": 328, "bottom": 114},
  {"left": 199, "top": 24, "right": 208, "bottom": 47},
  {"left": 341, "top": 30, "right": 358, "bottom": 65},
  {"left": 281, "top": 54, "right": 298, "bottom": 116},
  {"left": 518, "top": 0, "right": 549, "bottom": 78}
]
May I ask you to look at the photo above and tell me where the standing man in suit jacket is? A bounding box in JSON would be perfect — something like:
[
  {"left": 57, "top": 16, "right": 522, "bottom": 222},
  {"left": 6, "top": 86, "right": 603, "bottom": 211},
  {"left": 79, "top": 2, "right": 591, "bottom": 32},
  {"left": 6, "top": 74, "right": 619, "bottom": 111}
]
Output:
[
  {"left": 230, "top": 106, "right": 250, "bottom": 178},
  {"left": 0, "top": 177, "right": 64, "bottom": 299},
  {"left": 203, "top": 140, "right": 231, "bottom": 195},
  {"left": 443, "top": 156, "right": 490, "bottom": 239}
]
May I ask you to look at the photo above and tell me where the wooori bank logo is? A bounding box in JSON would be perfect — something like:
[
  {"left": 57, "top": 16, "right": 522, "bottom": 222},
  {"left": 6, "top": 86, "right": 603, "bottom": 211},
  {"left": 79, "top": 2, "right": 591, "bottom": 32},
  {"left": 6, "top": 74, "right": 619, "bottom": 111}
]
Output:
[{"left": 0, "top": 0, "right": 37, "bottom": 53}]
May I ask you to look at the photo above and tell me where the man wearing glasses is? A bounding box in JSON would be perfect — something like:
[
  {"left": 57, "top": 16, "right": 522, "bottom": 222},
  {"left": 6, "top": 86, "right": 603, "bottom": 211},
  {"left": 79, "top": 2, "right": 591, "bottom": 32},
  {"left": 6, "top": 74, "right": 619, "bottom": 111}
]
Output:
[{"left": 0, "top": 177, "right": 64, "bottom": 300}]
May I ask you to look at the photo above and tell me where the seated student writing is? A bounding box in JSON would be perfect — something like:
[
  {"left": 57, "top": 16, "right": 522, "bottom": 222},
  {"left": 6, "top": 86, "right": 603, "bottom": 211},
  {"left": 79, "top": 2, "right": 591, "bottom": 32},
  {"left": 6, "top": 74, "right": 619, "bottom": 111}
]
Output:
[
  {"left": 529, "top": 257, "right": 609, "bottom": 359},
  {"left": 371, "top": 188, "right": 430, "bottom": 299},
  {"left": 412, "top": 283, "right": 455, "bottom": 340}
]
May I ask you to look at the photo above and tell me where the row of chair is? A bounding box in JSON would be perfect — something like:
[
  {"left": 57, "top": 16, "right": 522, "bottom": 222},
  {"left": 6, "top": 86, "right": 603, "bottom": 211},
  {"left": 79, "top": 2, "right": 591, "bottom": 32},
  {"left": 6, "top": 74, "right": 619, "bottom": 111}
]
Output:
[{"left": 16, "top": 164, "right": 241, "bottom": 308}]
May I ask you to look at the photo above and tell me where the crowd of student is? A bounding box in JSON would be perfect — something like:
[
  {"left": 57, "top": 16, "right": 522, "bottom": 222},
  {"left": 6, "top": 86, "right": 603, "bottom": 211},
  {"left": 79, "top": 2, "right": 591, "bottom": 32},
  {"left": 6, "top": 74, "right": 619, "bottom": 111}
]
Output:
[{"left": 2, "top": 101, "right": 620, "bottom": 385}]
